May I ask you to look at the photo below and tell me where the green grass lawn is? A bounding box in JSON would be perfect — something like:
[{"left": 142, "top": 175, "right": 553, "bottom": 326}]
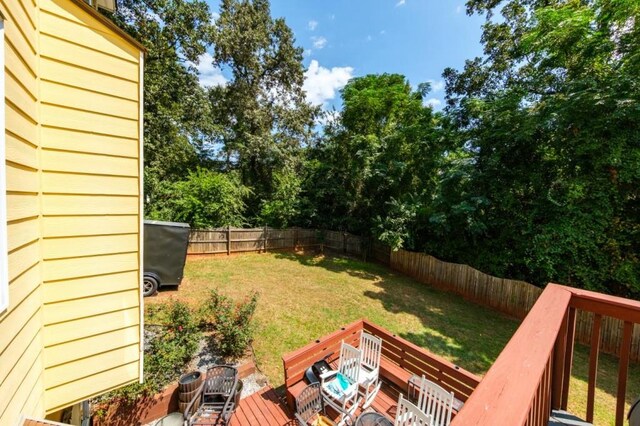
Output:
[{"left": 150, "top": 252, "right": 639, "bottom": 425}]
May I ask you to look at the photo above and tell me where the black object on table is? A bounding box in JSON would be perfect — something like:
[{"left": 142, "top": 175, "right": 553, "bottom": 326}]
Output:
[{"left": 355, "top": 412, "right": 393, "bottom": 426}]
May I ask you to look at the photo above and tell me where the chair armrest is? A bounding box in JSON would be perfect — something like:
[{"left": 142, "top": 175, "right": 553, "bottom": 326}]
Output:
[
  {"left": 221, "top": 376, "right": 240, "bottom": 421},
  {"left": 183, "top": 382, "right": 205, "bottom": 421},
  {"left": 319, "top": 369, "right": 338, "bottom": 384}
]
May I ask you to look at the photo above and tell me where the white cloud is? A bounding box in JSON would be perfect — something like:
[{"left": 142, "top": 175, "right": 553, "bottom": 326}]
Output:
[
  {"left": 303, "top": 60, "right": 354, "bottom": 106},
  {"left": 366, "top": 35, "right": 372, "bottom": 42},
  {"left": 380, "top": 30, "right": 386, "bottom": 35},
  {"left": 308, "top": 20, "right": 318, "bottom": 31},
  {"left": 211, "top": 11, "right": 220, "bottom": 22},
  {"left": 304, "top": 49, "right": 313, "bottom": 57},
  {"left": 318, "top": 110, "right": 341, "bottom": 126},
  {"left": 456, "top": 5, "right": 463, "bottom": 14},
  {"left": 424, "top": 98, "right": 442, "bottom": 108},
  {"left": 428, "top": 79, "right": 445, "bottom": 93},
  {"left": 396, "top": 0, "right": 406, "bottom": 7},
  {"left": 195, "top": 52, "right": 227, "bottom": 88},
  {"left": 312, "top": 36, "right": 327, "bottom": 49}
]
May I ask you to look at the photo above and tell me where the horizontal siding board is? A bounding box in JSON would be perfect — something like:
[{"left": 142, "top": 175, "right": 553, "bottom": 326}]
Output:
[
  {"left": 7, "top": 217, "right": 39, "bottom": 251},
  {"left": 39, "top": 9, "right": 138, "bottom": 62},
  {"left": 40, "top": 57, "right": 138, "bottom": 101},
  {"left": 0, "top": 354, "right": 43, "bottom": 424},
  {"left": 43, "top": 289, "right": 139, "bottom": 325},
  {"left": 6, "top": 101, "right": 37, "bottom": 144},
  {"left": 42, "top": 271, "right": 139, "bottom": 304},
  {"left": 0, "top": 285, "right": 40, "bottom": 353},
  {"left": 43, "top": 194, "right": 138, "bottom": 216},
  {"left": 45, "top": 344, "right": 139, "bottom": 390},
  {"left": 8, "top": 241, "right": 39, "bottom": 282},
  {"left": 6, "top": 41, "right": 38, "bottom": 97},
  {"left": 4, "top": 9, "right": 37, "bottom": 72},
  {"left": 40, "top": 80, "right": 138, "bottom": 120},
  {"left": 6, "top": 70, "right": 38, "bottom": 120},
  {"left": 42, "top": 172, "right": 138, "bottom": 195},
  {"left": 40, "top": 0, "right": 139, "bottom": 58},
  {"left": 45, "top": 361, "right": 139, "bottom": 412},
  {"left": 41, "top": 126, "right": 138, "bottom": 158},
  {"left": 7, "top": 193, "right": 39, "bottom": 221},
  {"left": 7, "top": 265, "right": 40, "bottom": 316},
  {"left": 44, "top": 325, "right": 140, "bottom": 368},
  {"left": 0, "top": 321, "right": 41, "bottom": 402},
  {"left": 40, "top": 33, "right": 138, "bottom": 82},
  {"left": 43, "top": 252, "right": 138, "bottom": 282},
  {"left": 42, "top": 216, "right": 139, "bottom": 238},
  {"left": 6, "top": 131, "right": 38, "bottom": 170},
  {"left": 6, "top": 163, "right": 38, "bottom": 193},
  {"left": 43, "top": 234, "right": 139, "bottom": 260},
  {"left": 42, "top": 149, "right": 138, "bottom": 176},
  {"left": 41, "top": 103, "right": 138, "bottom": 139}
]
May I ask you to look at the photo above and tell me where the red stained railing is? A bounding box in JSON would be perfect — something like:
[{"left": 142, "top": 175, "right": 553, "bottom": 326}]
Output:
[{"left": 452, "top": 284, "right": 640, "bottom": 426}]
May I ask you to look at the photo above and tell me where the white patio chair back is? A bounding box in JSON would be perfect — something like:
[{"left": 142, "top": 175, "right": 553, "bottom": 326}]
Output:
[
  {"left": 357, "top": 331, "right": 382, "bottom": 408},
  {"left": 395, "top": 394, "right": 433, "bottom": 426},
  {"left": 338, "top": 341, "right": 361, "bottom": 385},
  {"left": 359, "top": 332, "right": 382, "bottom": 373},
  {"left": 320, "top": 341, "right": 362, "bottom": 425},
  {"left": 416, "top": 376, "right": 454, "bottom": 426}
]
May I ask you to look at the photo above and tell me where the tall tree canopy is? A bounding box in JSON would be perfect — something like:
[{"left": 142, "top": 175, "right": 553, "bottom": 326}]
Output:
[
  {"left": 210, "top": 0, "right": 318, "bottom": 218},
  {"left": 111, "top": 0, "right": 217, "bottom": 210},
  {"left": 435, "top": 0, "right": 640, "bottom": 295},
  {"left": 306, "top": 74, "right": 444, "bottom": 248}
]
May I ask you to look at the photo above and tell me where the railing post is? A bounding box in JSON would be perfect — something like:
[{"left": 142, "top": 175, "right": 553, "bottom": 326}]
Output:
[
  {"left": 551, "top": 308, "right": 569, "bottom": 410},
  {"left": 561, "top": 307, "right": 576, "bottom": 410},
  {"left": 586, "top": 313, "right": 602, "bottom": 423},
  {"left": 615, "top": 321, "right": 633, "bottom": 426}
]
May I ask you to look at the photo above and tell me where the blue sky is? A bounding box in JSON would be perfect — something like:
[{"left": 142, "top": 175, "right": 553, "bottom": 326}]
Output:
[{"left": 200, "top": 0, "right": 486, "bottom": 111}]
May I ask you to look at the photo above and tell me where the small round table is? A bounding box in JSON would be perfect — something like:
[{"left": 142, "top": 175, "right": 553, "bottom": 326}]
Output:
[{"left": 355, "top": 412, "right": 393, "bottom": 426}]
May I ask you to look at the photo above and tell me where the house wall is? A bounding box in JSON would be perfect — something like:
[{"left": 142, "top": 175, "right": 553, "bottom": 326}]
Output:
[
  {"left": 0, "top": 0, "right": 143, "bottom": 422},
  {"left": 0, "top": 0, "right": 46, "bottom": 423}
]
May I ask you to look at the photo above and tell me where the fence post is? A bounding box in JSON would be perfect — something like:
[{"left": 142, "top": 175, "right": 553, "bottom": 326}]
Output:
[
  {"left": 343, "top": 232, "right": 347, "bottom": 254},
  {"left": 263, "top": 225, "right": 268, "bottom": 253},
  {"left": 294, "top": 227, "right": 299, "bottom": 250},
  {"left": 227, "top": 225, "right": 231, "bottom": 255}
]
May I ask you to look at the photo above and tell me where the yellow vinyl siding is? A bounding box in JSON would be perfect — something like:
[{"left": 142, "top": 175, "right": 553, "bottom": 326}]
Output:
[
  {"left": 44, "top": 325, "right": 140, "bottom": 368},
  {"left": 1, "top": 0, "right": 44, "bottom": 422},
  {"left": 40, "top": 126, "right": 139, "bottom": 157},
  {"left": 39, "top": 0, "right": 142, "bottom": 413},
  {"left": 46, "top": 362, "right": 139, "bottom": 413},
  {"left": 43, "top": 194, "right": 139, "bottom": 216},
  {"left": 0, "top": 0, "right": 143, "bottom": 422},
  {"left": 42, "top": 271, "right": 139, "bottom": 303}
]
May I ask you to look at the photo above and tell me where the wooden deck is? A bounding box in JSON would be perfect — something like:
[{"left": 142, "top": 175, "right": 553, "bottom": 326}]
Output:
[
  {"left": 230, "top": 382, "right": 401, "bottom": 425},
  {"left": 230, "top": 386, "right": 294, "bottom": 425}
]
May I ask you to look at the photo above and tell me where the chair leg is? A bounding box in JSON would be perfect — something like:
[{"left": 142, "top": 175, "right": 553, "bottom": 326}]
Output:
[{"left": 360, "top": 380, "right": 381, "bottom": 410}]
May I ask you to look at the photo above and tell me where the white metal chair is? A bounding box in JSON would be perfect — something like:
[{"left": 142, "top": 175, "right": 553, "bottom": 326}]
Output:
[
  {"left": 358, "top": 331, "right": 382, "bottom": 409},
  {"left": 414, "top": 376, "right": 454, "bottom": 426},
  {"left": 320, "top": 341, "right": 363, "bottom": 426},
  {"left": 395, "top": 394, "right": 433, "bottom": 426}
]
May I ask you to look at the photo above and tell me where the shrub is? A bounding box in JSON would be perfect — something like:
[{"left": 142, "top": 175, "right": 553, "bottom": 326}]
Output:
[
  {"left": 96, "top": 300, "right": 201, "bottom": 403},
  {"left": 200, "top": 289, "right": 259, "bottom": 358}
]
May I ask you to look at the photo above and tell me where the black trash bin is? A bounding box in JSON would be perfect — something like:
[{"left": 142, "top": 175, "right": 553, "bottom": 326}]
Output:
[{"left": 143, "top": 220, "right": 190, "bottom": 296}]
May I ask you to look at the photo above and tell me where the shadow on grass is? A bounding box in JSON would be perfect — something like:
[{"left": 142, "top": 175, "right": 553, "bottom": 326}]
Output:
[
  {"left": 276, "top": 250, "right": 518, "bottom": 376},
  {"left": 272, "top": 251, "right": 381, "bottom": 281}
]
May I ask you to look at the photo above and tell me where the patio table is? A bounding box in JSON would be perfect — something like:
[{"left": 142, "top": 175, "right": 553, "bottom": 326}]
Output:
[{"left": 355, "top": 412, "right": 393, "bottom": 426}]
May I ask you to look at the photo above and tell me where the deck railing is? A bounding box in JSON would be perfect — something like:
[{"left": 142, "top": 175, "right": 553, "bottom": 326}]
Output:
[
  {"left": 281, "top": 319, "right": 481, "bottom": 412},
  {"left": 452, "top": 284, "right": 640, "bottom": 426}
]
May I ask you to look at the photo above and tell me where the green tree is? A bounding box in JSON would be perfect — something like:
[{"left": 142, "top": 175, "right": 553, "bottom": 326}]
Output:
[
  {"left": 307, "top": 74, "right": 443, "bottom": 247},
  {"left": 111, "top": 0, "right": 217, "bottom": 213},
  {"left": 148, "top": 168, "right": 250, "bottom": 228},
  {"left": 437, "top": 0, "right": 640, "bottom": 295},
  {"left": 210, "top": 0, "right": 318, "bottom": 217}
]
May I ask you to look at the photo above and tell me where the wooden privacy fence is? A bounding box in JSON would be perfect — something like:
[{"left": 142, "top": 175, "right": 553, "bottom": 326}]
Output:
[{"left": 187, "top": 227, "right": 640, "bottom": 362}]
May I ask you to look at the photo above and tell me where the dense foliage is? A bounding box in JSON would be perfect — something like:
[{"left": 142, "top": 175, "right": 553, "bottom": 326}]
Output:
[
  {"left": 112, "top": 0, "right": 640, "bottom": 297},
  {"left": 200, "top": 289, "right": 260, "bottom": 358}
]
